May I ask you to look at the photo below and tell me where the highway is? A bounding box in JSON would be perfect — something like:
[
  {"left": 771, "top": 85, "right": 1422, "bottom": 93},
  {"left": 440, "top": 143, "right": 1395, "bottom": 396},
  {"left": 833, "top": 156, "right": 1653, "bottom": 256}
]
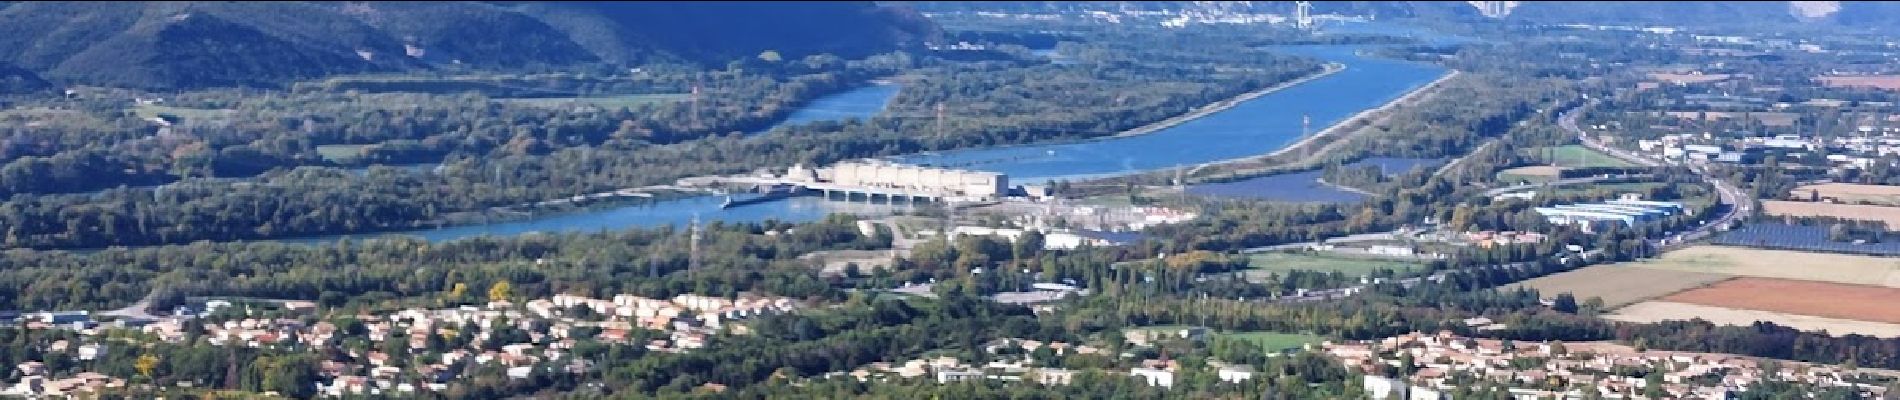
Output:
[
  {"left": 1480, "top": 173, "right": 1655, "bottom": 198},
  {"left": 1559, "top": 99, "right": 1751, "bottom": 249}
]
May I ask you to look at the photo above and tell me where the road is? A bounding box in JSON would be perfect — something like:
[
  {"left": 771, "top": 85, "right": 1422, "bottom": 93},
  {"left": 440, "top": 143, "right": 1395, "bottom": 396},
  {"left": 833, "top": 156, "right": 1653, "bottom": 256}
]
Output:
[
  {"left": 96, "top": 290, "right": 161, "bottom": 320},
  {"left": 1480, "top": 173, "right": 1656, "bottom": 198},
  {"left": 1559, "top": 99, "right": 1751, "bottom": 249},
  {"left": 1239, "top": 230, "right": 1412, "bottom": 253}
]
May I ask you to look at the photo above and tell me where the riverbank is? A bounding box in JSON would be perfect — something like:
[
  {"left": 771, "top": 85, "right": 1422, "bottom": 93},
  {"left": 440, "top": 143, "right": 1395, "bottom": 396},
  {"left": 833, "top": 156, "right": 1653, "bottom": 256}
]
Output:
[
  {"left": 1179, "top": 69, "right": 1464, "bottom": 180},
  {"left": 1109, "top": 62, "right": 1347, "bottom": 139},
  {"left": 1315, "top": 177, "right": 1376, "bottom": 196},
  {"left": 1264, "top": 69, "right": 1460, "bottom": 161}
]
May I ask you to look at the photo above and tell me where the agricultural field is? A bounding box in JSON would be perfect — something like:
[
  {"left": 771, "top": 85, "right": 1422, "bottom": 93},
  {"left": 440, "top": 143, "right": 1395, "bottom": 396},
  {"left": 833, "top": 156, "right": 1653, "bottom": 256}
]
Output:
[
  {"left": 1569, "top": 246, "right": 1900, "bottom": 338},
  {"left": 800, "top": 249, "right": 900, "bottom": 276},
  {"left": 1647, "top": 72, "right": 1733, "bottom": 85},
  {"left": 1763, "top": 200, "right": 1900, "bottom": 226},
  {"left": 1524, "top": 145, "right": 1636, "bottom": 168},
  {"left": 0, "top": 108, "right": 104, "bottom": 128},
  {"left": 1816, "top": 75, "right": 1900, "bottom": 91},
  {"left": 1502, "top": 265, "right": 1731, "bottom": 308},
  {"left": 1496, "top": 165, "right": 1563, "bottom": 184},
  {"left": 1223, "top": 331, "right": 1324, "bottom": 352},
  {"left": 316, "top": 144, "right": 372, "bottom": 162},
  {"left": 133, "top": 104, "right": 233, "bottom": 122},
  {"left": 497, "top": 94, "right": 688, "bottom": 109},
  {"left": 1607, "top": 301, "right": 1900, "bottom": 338},
  {"left": 1791, "top": 183, "right": 1900, "bottom": 206},
  {"left": 1243, "top": 252, "right": 1418, "bottom": 279},
  {"left": 1621, "top": 245, "right": 1900, "bottom": 288},
  {"left": 1661, "top": 278, "right": 1900, "bottom": 324}
]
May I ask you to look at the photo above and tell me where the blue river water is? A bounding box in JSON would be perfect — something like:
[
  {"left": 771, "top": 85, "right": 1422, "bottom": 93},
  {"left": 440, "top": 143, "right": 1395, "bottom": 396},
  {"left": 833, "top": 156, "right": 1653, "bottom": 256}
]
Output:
[
  {"left": 749, "top": 83, "right": 901, "bottom": 134},
  {"left": 1187, "top": 157, "right": 1444, "bottom": 203},
  {"left": 896, "top": 44, "right": 1445, "bottom": 184},
  {"left": 275, "top": 196, "right": 923, "bottom": 245},
  {"left": 237, "top": 23, "right": 1456, "bottom": 246}
]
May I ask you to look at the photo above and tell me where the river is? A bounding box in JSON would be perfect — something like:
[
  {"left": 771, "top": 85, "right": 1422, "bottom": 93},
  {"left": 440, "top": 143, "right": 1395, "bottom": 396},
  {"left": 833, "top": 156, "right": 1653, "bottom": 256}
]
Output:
[
  {"left": 1186, "top": 157, "right": 1445, "bottom": 203},
  {"left": 212, "top": 22, "right": 1458, "bottom": 246},
  {"left": 748, "top": 83, "right": 901, "bottom": 135},
  {"left": 894, "top": 44, "right": 1444, "bottom": 183}
]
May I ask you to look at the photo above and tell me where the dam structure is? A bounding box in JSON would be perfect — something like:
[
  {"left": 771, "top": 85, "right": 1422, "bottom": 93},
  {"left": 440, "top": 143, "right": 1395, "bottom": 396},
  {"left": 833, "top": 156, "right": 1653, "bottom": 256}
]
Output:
[{"left": 684, "top": 159, "right": 1010, "bottom": 206}]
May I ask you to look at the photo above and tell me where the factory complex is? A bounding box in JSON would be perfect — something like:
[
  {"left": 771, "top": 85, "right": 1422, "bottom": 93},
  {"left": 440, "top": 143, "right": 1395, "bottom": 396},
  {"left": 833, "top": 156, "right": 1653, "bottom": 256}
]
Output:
[{"left": 1534, "top": 198, "right": 1687, "bottom": 233}]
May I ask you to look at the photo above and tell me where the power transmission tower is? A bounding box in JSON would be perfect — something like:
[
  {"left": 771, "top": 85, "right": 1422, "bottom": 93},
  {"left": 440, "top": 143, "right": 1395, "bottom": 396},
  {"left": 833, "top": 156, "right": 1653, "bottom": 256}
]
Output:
[
  {"left": 1175, "top": 164, "right": 1188, "bottom": 203},
  {"left": 690, "top": 79, "right": 704, "bottom": 130},
  {"left": 942, "top": 198, "right": 956, "bottom": 242},
  {"left": 935, "top": 102, "right": 947, "bottom": 145},
  {"left": 688, "top": 213, "right": 702, "bottom": 274},
  {"left": 1295, "top": 1, "right": 1314, "bottom": 30},
  {"left": 1302, "top": 114, "right": 1312, "bottom": 138}
]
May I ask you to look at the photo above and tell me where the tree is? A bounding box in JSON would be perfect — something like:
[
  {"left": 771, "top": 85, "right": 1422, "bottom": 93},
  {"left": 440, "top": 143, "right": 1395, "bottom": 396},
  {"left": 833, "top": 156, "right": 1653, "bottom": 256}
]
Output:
[
  {"left": 262, "top": 355, "right": 319, "bottom": 399},
  {"left": 1552, "top": 293, "right": 1578, "bottom": 314},
  {"left": 1448, "top": 205, "right": 1475, "bottom": 232},
  {"left": 135, "top": 354, "right": 159, "bottom": 379},
  {"left": 488, "top": 280, "right": 512, "bottom": 303},
  {"left": 1580, "top": 296, "right": 1606, "bottom": 317},
  {"left": 1643, "top": 370, "right": 1663, "bottom": 398}
]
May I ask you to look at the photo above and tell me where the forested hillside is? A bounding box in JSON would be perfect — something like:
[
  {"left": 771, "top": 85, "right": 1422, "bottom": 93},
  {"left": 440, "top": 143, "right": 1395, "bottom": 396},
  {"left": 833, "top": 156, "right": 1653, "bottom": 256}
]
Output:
[
  {"left": 891, "top": 1, "right": 1900, "bottom": 30},
  {"left": 0, "top": 63, "right": 47, "bottom": 94},
  {"left": 0, "top": 1, "right": 934, "bottom": 89}
]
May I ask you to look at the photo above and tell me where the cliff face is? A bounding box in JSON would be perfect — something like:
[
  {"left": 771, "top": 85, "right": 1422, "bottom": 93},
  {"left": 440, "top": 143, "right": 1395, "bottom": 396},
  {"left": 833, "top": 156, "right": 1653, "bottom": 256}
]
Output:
[{"left": 0, "top": 1, "right": 936, "bottom": 90}]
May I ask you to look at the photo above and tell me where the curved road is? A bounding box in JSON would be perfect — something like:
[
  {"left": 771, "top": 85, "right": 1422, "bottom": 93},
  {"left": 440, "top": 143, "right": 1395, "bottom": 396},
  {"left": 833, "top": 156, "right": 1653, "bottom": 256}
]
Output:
[
  {"left": 1481, "top": 174, "right": 1656, "bottom": 198},
  {"left": 1560, "top": 99, "right": 1751, "bottom": 248}
]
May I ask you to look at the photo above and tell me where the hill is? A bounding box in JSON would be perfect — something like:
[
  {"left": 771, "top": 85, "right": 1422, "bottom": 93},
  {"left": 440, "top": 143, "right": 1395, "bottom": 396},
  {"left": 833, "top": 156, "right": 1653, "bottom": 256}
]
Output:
[
  {"left": 0, "top": 1, "right": 933, "bottom": 90},
  {"left": 0, "top": 62, "right": 49, "bottom": 94},
  {"left": 888, "top": 1, "right": 1900, "bottom": 29}
]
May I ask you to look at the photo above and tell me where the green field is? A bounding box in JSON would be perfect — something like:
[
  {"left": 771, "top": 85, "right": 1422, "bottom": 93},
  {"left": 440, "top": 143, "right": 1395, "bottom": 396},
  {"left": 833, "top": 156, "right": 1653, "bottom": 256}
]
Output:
[
  {"left": 316, "top": 144, "right": 372, "bottom": 162},
  {"left": 1495, "top": 165, "right": 1564, "bottom": 185},
  {"left": 1224, "top": 331, "right": 1325, "bottom": 352},
  {"left": 497, "top": 94, "right": 687, "bottom": 109},
  {"left": 1529, "top": 145, "right": 1636, "bottom": 168},
  {"left": 133, "top": 104, "right": 233, "bottom": 122},
  {"left": 1244, "top": 252, "right": 1418, "bottom": 279}
]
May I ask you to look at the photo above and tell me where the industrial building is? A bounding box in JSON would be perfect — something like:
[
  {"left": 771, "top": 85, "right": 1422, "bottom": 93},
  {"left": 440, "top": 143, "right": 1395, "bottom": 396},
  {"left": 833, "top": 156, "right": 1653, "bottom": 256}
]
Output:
[
  {"left": 783, "top": 160, "right": 1008, "bottom": 201},
  {"left": 1535, "top": 199, "right": 1685, "bottom": 233}
]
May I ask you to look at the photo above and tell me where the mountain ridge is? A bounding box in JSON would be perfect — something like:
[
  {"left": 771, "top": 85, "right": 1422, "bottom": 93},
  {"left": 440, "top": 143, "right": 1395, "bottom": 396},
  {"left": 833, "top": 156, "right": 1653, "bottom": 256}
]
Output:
[
  {"left": 0, "top": 1, "right": 934, "bottom": 90},
  {"left": 889, "top": 1, "right": 1900, "bottom": 29}
]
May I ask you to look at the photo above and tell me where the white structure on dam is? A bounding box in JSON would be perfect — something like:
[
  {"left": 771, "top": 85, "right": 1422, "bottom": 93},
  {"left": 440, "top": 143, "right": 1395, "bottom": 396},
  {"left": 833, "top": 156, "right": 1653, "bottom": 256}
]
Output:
[
  {"left": 783, "top": 160, "right": 1008, "bottom": 201},
  {"left": 681, "top": 159, "right": 1011, "bottom": 203}
]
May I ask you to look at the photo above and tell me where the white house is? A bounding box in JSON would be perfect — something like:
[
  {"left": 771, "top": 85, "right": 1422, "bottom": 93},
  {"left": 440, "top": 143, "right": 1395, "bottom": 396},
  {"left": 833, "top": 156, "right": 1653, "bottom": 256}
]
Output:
[
  {"left": 1217, "top": 364, "right": 1255, "bottom": 383},
  {"left": 1130, "top": 368, "right": 1175, "bottom": 388}
]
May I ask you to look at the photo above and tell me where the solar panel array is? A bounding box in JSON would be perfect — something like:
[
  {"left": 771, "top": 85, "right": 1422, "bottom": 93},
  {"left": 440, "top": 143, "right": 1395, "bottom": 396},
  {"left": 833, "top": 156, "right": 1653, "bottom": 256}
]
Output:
[{"left": 1712, "top": 222, "right": 1900, "bottom": 256}]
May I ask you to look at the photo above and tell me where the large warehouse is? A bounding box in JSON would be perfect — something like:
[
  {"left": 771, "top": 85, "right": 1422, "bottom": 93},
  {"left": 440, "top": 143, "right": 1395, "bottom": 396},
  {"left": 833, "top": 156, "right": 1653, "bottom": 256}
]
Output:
[
  {"left": 783, "top": 160, "right": 1009, "bottom": 200},
  {"left": 1534, "top": 199, "right": 1685, "bottom": 233}
]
